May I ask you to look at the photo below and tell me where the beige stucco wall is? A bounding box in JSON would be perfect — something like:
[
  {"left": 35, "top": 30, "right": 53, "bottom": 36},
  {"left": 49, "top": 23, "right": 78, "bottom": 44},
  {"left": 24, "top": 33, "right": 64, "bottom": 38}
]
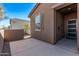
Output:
[
  {"left": 0, "top": 29, "right": 24, "bottom": 41},
  {"left": 4, "top": 29, "right": 24, "bottom": 41},
  {"left": 30, "top": 3, "right": 57, "bottom": 44},
  {"left": 0, "top": 30, "right": 4, "bottom": 54}
]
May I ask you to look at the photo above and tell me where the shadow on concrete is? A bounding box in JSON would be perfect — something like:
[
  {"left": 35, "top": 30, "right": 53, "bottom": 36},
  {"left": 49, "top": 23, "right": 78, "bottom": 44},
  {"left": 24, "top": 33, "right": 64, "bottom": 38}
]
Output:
[{"left": 1, "top": 41, "right": 11, "bottom": 56}]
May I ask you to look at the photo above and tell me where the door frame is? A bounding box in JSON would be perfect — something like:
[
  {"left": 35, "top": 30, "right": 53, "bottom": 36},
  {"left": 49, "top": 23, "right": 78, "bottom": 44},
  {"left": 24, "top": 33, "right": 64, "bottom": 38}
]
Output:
[
  {"left": 53, "top": 3, "right": 78, "bottom": 51},
  {"left": 53, "top": 3, "right": 76, "bottom": 43}
]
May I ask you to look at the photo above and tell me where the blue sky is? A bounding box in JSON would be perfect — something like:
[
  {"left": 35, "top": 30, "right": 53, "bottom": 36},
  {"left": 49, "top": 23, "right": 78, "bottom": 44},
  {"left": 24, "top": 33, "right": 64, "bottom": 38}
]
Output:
[
  {"left": 3, "top": 3, "right": 36, "bottom": 19},
  {"left": 0, "top": 3, "right": 36, "bottom": 28}
]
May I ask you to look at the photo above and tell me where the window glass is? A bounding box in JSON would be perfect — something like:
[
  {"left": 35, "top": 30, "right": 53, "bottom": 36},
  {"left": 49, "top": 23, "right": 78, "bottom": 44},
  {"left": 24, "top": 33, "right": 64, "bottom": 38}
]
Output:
[
  {"left": 68, "top": 25, "right": 76, "bottom": 28},
  {"left": 35, "top": 14, "right": 41, "bottom": 31}
]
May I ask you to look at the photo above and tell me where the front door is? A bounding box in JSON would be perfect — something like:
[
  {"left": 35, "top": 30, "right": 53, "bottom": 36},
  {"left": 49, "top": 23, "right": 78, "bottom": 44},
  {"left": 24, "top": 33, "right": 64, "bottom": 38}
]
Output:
[{"left": 67, "top": 19, "right": 77, "bottom": 39}]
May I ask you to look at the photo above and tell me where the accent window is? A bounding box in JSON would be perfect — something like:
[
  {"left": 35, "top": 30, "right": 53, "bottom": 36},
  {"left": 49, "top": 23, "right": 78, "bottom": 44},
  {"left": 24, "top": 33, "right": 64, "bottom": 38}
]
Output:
[{"left": 35, "top": 14, "right": 41, "bottom": 31}]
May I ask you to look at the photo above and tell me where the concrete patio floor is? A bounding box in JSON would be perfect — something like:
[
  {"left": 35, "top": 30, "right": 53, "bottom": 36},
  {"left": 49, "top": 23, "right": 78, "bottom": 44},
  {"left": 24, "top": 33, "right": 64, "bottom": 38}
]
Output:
[{"left": 9, "top": 38, "right": 79, "bottom": 56}]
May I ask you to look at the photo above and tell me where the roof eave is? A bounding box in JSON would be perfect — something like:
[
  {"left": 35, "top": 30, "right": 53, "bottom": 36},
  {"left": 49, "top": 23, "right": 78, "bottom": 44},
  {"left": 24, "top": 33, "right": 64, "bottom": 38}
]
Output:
[{"left": 28, "top": 3, "right": 40, "bottom": 17}]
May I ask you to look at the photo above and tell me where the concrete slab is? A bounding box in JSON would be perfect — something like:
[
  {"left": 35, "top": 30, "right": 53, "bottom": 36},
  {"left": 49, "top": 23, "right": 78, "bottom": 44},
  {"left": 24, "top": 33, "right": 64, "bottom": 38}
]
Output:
[
  {"left": 55, "top": 39, "right": 77, "bottom": 53},
  {"left": 10, "top": 38, "right": 79, "bottom": 56}
]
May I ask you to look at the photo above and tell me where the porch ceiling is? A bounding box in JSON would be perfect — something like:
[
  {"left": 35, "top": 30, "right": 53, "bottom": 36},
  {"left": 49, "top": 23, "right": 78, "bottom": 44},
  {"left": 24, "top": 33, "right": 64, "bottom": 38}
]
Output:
[{"left": 57, "top": 3, "right": 77, "bottom": 15}]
